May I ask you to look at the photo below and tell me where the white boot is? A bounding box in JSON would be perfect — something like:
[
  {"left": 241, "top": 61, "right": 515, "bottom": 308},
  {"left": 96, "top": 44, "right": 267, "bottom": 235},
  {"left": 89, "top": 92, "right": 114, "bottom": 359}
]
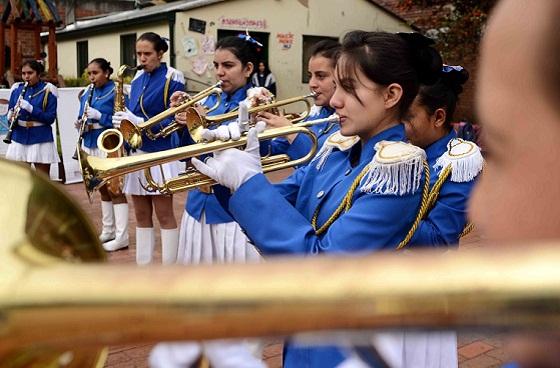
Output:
[
  {"left": 136, "top": 227, "right": 155, "bottom": 265},
  {"left": 103, "top": 203, "right": 129, "bottom": 251},
  {"left": 161, "top": 228, "right": 179, "bottom": 265},
  {"left": 99, "top": 201, "right": 115, "bottom": 243}
]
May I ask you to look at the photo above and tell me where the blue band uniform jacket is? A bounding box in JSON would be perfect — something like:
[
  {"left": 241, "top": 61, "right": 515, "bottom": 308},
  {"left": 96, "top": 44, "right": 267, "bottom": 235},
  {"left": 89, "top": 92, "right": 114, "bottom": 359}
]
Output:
[
  {"left": 78, "top": 80, "right": 118, "bottom": 149},
  {"left": 128, "top": 63, "right": 185, "bottom": 153},
  {"left": 184, "top": 83, "right": 252, "bottom": 224},
  {"left": 408, "top": 130, "right": 481, "bottom": 247},
  {"left": 8, "top": 81, "right": 57, "bottom": 145}
]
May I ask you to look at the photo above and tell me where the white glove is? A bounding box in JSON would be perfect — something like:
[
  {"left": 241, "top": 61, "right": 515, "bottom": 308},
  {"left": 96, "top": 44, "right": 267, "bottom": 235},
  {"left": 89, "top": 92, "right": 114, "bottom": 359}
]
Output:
[
  {"left": 200, "top": 120, "right": 266, "bottom": 142},
  {"left": 201, "top": 120, "right": 242, "bottom": 142},
  {"left": 192, "top": 126, "right": 263, "bottom": 191},
  {"left": 86, "top": 106, "right": 102, "bottom": 121},
  {"left": 20, "top": 99, "right": 33, "bottom": 113},
  {"left": 112, "top": 108, "right": 143, "bottom": 128},
  {"left": 6, "top": 109, "right": 13, "bottom": 121}
]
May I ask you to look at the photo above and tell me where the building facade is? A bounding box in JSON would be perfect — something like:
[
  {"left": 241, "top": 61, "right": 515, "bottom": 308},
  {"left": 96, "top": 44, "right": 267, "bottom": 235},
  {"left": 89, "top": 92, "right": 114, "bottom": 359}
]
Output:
[{"left": 56, "top": 0, "right": 413, "bottom": 98}]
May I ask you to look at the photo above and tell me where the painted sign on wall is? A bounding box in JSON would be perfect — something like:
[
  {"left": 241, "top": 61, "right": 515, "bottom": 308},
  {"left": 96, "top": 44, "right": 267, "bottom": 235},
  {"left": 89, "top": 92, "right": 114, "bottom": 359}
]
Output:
[
  {"left": 218, "top": 16, "right": 267, "bottom": 30},
  {"left": 276, "top": 32, "right": 294, "bottom": 50}
]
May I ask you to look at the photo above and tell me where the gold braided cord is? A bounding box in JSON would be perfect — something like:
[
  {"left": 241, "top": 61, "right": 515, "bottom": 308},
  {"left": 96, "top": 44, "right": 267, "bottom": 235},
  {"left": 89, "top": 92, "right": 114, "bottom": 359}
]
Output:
[
  {"left": 425, "top": 164, "right": 476, "bottom": 240},
  {"left": 460, "top": 222, "right": 475, "bottom": 238},
  {"left": 396, "top": 161, "right": 431, "bottom": 250},
  {"left": 427, "top": 165, "right": 452, "bottom": 209},
  {"left": 311, "top": 165, "right": 370, "bottom": 236}
]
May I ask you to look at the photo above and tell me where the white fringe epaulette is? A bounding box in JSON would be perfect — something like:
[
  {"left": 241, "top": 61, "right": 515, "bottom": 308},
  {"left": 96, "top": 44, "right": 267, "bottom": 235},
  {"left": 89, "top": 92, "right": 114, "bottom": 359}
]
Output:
[
  {"left": 44, "top": 82, "right": 58, "bottom": 97},
  {"left": 434, "top": 138, "right": 484, "bottom": 182},
  {"left": 311, "top": 131, "right": 360, "bottom": 170},
  {"left": 166, "top": 66, "right": 185, "bottom": 84},
  {"left": 360, "top": 141, "right": 426, "bottom": 196}
]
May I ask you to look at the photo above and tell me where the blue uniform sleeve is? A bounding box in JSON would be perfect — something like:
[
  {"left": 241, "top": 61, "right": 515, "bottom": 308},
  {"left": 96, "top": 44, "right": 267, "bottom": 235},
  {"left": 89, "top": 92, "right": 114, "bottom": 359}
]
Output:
[
  {"left": 29, "top": 90, "right": 57, "bottom": 125},
  {"left": 98, "top": 112, "right": 113, "bottom": 128},
  {"left": 409, "top": 179, "right": 476, "bottom": 247},
  {"left": 230, "top": 173, "right": 421, "bottom": 255},
  {"left": 272, "top": 164, "right": 309, "bottom": 205}
]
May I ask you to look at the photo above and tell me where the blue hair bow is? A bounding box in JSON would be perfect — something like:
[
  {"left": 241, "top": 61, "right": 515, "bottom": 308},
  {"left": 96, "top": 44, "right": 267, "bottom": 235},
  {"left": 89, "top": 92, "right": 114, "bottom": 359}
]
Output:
[
  {"left": 442, "top": 65, "right": 464, "bottom": 73},
  {"left": 238, "top": 31, "right": 263, "bottom": 47}
]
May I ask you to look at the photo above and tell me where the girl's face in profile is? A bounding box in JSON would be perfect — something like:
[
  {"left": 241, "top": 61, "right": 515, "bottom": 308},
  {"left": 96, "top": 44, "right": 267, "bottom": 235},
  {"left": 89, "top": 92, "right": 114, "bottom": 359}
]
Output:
[{"left": 330, "top": 57, "right": 399, "bottom": 141}]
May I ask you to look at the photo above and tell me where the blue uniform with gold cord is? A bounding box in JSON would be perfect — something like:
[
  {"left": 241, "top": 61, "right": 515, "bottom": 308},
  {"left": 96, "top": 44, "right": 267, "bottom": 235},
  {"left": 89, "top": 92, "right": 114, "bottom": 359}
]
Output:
[
  {"left": 224, "top": 124, "right": 426, "bottom": 367},
  {"left": 184, "top": 83, "right": 253, "bottom": 224},
  {"left": 78, "top": 80, "right": 118, "bottom": 149},
  {"left": 128, "top": 63, "right": 185, "bottom": 153},
  {"left": 8, "top": 81, "right": 57, "bottom": 145},
  {"left": 408, "top": 130, "right": 482, "bottom": 247}
]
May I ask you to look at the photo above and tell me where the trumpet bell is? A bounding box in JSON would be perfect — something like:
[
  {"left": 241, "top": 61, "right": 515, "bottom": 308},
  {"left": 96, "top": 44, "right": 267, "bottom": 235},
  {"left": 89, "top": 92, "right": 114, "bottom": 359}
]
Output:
[{"left": 118, "top": 119, "right": 143, "bottom": 149}]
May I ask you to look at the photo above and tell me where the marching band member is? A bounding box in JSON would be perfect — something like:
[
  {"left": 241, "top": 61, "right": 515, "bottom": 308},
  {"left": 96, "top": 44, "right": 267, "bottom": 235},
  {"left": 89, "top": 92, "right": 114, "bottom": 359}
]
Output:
[
  {"left": 357, "top": 67, "right": 479, "bottom": 368},
  {"left": 258, "top": 39, "right": 341, "bottom": 162},
  {"left": 5, "top": 60, "right": 58, "bottom": 177},
  {"left": 111, "top": 32, "right": 185, "bottom": 265},
  {"left": 77, "top": 58, "right": 130, "bottom": 251},
  {"left": 176, "top": 35, "right": 261, "bottom": 265},
  {"left": 405, "top": 65, "right": 483, "bottom": 248},
  {"left": 150, "top": 35, "right": 266, "bottom": 368},
  {"left": 192, "top": 30, "right": 443, "bottom": 368}
]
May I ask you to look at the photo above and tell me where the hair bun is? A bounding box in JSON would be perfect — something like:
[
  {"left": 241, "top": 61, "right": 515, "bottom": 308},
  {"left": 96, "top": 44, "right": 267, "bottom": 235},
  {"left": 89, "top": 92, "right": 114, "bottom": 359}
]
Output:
[
  {"left": 441, "top": 65, "right": 469, "bottom": 95},
  {"left": 397, "top": 32, "right": 442, "bottom": 85}
]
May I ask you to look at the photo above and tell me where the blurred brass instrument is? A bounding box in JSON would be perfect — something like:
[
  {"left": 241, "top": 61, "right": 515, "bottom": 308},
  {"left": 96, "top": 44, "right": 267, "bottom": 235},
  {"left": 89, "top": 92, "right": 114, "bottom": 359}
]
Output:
[
  {"left": 185, "top": 92, "right": 316, "bottom": 142},
  {"left": 99, "top": 81, "right": 223, "bottom": 152},
  {"left": 7, "top": 155, "right": 560, "bottom": 366},
  {"left": 80, "top": 114, "right": 339, "bottom": 195}
]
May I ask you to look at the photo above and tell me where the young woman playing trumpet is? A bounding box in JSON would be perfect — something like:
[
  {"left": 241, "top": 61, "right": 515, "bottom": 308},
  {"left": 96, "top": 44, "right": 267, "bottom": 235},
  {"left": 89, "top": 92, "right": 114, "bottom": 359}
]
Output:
[
  {"left": 192, "top": 31, "right": 444, "bottom": 368},
  {"left": 258, "top": 39, "right": 341, "bottom": 161}
]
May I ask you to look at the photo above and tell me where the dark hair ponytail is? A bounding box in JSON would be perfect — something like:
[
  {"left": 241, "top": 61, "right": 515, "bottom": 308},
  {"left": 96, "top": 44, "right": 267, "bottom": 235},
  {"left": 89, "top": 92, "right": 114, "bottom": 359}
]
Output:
[
  {"left": 137, "top": 32, "right": 169, "bottom": 53},
  {"left": 89, "top": 57, "right": 114, "bottom": 76},
  {"left": 310, "top": 39, "right": 341, "bottom": 67},
  {"left": 338, "top": 31, "right": 442, "bottom": 117},
  {"left": 22, "top": 59, "right": 45, "bottom": 75},
  {"left": 417, "top": 65, "right": 470, "bottom": 126}
]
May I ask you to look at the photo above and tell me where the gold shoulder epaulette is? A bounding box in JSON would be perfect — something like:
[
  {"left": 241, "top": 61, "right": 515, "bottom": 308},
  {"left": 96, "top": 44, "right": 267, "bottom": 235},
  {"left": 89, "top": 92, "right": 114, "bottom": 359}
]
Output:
[
  {"left": 434, "top": 138, "right": 484, "bottom": 183},
  {"left": 361, "top": 140, "right": 426, "bottom": 196},
  {"left": 312, "top": 131, "right": 360, "bottom": 170}
]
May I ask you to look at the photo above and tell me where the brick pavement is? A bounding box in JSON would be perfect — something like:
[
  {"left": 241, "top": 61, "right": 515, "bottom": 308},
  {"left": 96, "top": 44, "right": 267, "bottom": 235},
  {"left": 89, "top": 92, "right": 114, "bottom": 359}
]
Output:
[{"left": 59, "top": 169, "right": 509, "bottom": 368}]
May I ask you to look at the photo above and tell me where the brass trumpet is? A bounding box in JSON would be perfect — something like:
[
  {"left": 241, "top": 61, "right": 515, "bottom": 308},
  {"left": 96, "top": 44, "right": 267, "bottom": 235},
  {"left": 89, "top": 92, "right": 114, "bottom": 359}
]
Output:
[
  {"left": 80, "top": 114, "right": 339, "bottom": 195},
  {"left": 186, "top": 92, "right": 316, "bottom": 142},
  {"left": 99, "top": 81, "right": 223, "bottom": 151}
]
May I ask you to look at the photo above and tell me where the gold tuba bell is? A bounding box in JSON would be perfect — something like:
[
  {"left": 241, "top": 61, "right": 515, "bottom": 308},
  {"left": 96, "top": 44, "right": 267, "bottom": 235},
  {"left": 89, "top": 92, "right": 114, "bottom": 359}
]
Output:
[{"left": 7, "top": 156, "right": 560, "bottom": 366}]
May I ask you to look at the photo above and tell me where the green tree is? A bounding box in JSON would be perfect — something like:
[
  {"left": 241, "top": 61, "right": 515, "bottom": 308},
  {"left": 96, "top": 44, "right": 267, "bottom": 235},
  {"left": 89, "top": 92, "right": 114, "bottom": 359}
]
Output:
[{"left": 399, "top": 0, "right": 497, "bottom": 63}]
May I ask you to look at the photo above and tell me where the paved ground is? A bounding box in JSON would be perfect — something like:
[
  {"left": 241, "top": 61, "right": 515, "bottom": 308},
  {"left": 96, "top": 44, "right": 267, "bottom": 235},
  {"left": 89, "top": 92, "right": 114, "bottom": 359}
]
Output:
[{"left": 60, "top": 169, "right": 509, "bottom": 368}]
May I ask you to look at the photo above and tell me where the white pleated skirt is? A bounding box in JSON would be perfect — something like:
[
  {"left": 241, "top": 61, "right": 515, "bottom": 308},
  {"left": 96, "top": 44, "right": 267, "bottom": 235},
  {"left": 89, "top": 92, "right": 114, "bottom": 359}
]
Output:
[
  {"left": 177, "top": 211, "right": 261, "bottom": 264},
  {"left": 81, "top": 144, "right": 106, "bottom": 158},
  {"left": 371, "top": 331, "right": 458, "bottom": 368},
  {"left": 5, "top": 141, "right": 60, "bottom": 164},
  {"left": 122, "top": 149, "right": 181, "bottom": 196}
]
